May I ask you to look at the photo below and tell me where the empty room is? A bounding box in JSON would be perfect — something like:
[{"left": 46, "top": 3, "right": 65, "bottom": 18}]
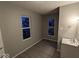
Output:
[{"left": 0, "top": 1, "right": 79, "bottom": 58}]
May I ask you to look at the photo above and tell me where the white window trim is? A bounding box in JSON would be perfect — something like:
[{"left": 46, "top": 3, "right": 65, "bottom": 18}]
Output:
[
  {"left": 20, "top": 16, "right": 32, "bottom": 41},
  {"left": 21, "top": 27, "right": 30, "bottom": 29},
  {"left": 48, "top": 17, "right": 55, "bottom": 36}
]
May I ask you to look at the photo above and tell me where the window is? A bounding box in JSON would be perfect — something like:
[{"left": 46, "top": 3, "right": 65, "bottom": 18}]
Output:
[
  {"left": 48, "top": 16, "right": 54, "bottom": 36},
  {"left": 21, "top": 16, "right": 30, "bottom": 40}
]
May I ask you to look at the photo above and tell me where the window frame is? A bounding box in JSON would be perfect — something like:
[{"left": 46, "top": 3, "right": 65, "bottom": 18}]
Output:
[
  {"left": 48, "top": 16, "right": 54, "bottom": 36},
  {"left": 20, "top": 16, "right": 32, "bottom": 41}
]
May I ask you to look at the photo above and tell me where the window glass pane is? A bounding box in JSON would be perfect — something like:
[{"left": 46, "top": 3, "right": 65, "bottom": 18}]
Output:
[
  {"left": 21, "top": 16, "right": 29, "bottom": 28},
  {"left": 23, "top": 28, "right": 30, "bottom": 39},
  {"left": 48, "top": 17, "right": 54, "bottom": 27},
  {"left": 48, "top": 16, "right": 54, "bottom": 36},
  {"left": 48, "top": 28, "right": 54, "bottom": 35}
]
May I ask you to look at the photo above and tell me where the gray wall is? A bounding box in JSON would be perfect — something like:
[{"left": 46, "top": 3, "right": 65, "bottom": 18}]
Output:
[
  {"left": 0, "top": 2, "right": 42, "bottom": 57},
  {"left": 58, "top": 2, "right": 79, "bottom": 50},
  {"left": 42, "top": 16, "right": 48, "bottom": 39}
]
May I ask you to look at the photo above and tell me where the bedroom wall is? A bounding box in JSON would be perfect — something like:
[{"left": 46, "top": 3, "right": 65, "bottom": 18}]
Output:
[{"left": 0, "top": 2, "right": 42, "bottom": 57}]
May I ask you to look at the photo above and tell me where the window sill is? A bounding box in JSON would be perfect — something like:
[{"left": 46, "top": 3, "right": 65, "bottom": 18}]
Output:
[
  {"left": 48, "top": 35, "right": 54, "bottom": 36},
  {"left": 22, "top": 37, "right": 32, "bottom": 41}
]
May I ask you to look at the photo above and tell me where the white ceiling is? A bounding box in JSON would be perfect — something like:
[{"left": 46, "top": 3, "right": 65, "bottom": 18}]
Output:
[{"left": 9, "top": 1, "right": 78, "bottom": 15}]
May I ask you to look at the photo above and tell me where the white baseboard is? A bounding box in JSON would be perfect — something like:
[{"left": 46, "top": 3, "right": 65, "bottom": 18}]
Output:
[{"left": 12, "top": 39, "right": 42, "bottom": 58}]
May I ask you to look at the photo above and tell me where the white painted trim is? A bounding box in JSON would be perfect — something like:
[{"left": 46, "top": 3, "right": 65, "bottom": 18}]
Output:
[{"left": 12, "top": 39, "right": 42, "bottom": 58}]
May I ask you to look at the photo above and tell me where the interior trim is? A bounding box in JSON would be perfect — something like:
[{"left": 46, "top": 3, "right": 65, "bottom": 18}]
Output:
[{"left": 12, "top": 39, "right": 42, "bottom": 58}]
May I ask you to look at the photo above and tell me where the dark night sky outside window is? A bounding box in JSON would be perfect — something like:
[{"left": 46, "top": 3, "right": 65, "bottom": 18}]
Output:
[
  {"left": 21, "top": 16, "right": 30, "bottom": 40},
  {"left": 48, "top": 16, "right": 54, "bottom": 36}
]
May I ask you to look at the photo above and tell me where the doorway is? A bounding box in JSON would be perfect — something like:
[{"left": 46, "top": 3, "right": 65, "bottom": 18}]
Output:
[{"left": 42, "top": 7, "right": 59, "bottom": 42}]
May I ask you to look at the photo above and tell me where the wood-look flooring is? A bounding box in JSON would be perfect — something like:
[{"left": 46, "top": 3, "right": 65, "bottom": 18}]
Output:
[{"left": 16, "top": 39, "right": 60, "bottom": 58}]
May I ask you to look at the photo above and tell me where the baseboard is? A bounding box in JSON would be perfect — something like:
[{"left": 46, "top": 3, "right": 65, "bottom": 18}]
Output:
[
  {"left": 43, "top": 38, "right": 57, "bottom": 42},
  {"left": 12, "top": 39, "right": 42, "bottom": 58}
]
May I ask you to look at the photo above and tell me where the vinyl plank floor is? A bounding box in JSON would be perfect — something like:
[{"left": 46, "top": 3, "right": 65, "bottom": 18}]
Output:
[{"left": 16, "top": 39, "right": 60, "bottom": 58}]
